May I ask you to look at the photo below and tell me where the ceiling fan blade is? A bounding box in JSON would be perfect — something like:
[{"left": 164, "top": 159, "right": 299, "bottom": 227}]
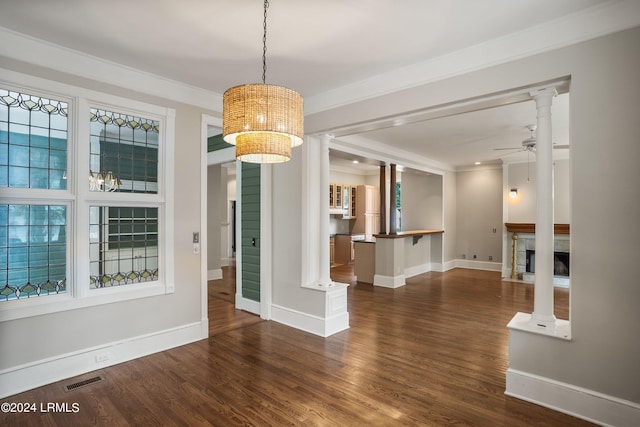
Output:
[
  {"left": 553, "top": 144, "right": 570, "bottom": 149},
  {"left": 493, "top": 147, "right": 521, "bottom": 151}
]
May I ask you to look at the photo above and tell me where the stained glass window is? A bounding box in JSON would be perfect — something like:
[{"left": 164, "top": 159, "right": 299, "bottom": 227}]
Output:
[
  {"left": 0, "top": 204, "right": 67, "bottom": 301},
  {"left": 89, "top": 108, "right": 159, "bottom": 193},
  {"left": 89, "top": 206, "right": 158, "bottom": 289},
  {"left": 0, "top": 89, "right": 68, "bottom": 190}
]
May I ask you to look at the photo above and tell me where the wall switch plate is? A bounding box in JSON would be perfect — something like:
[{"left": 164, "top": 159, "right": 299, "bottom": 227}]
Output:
[{"left": 193, "top": 232, "right": 200, "bottom": 243}]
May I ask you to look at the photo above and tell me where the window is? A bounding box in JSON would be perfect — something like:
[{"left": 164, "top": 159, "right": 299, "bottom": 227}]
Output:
[
  {"left": 1, "top": 89, "right": 69, "bottom": 302},
  {"left": 0, "top": 81, "right": 174, "bottom": 320}
]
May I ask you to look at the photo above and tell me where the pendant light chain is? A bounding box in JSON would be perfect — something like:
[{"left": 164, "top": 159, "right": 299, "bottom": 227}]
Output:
[{"left": 262, "top": 0, "right": 269, "bottom": 84}]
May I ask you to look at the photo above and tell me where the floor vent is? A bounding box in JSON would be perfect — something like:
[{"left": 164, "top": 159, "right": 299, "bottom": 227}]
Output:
[{"left": 64, "top": 375, "right": 103, "bottom": 392}]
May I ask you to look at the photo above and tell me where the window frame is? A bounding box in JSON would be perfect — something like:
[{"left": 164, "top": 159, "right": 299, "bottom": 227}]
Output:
[{"left": 0, "top": 70, "right": 175, "bottom": 322}]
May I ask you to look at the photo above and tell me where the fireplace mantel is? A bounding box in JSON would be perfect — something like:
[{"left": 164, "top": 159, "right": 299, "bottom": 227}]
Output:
[{"left": 505, "top": 223, "right": 570, "bottom": 234}]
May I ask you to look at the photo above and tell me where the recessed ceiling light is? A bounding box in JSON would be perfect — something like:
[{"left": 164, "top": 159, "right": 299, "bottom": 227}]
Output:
[
  {"left": 352, "top": 160, "right": 359, "bottom": 164},
  {"left": 475, "top": 161, "right": 481, "bottom": 165}
]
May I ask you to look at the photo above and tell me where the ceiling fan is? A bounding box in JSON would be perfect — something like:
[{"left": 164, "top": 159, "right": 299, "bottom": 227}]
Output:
[{"left": 494, "top": 124, "right": 570, "bottom": 154}]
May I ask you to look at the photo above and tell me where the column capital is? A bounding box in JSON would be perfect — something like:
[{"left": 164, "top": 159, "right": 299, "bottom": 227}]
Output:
[{"left": 529, "top": 87, "right": 557, "bottom": 105}]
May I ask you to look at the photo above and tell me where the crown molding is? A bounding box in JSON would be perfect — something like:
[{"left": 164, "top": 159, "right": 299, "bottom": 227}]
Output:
[
  {"left": 304, "top": 0, "right": 640, "bottom": 114},
  {"left": 330, "top": 134, "right": 453, "bottom": 174},
  {"left": 0, "top": 26, "right": 222, "bottom": 112}
]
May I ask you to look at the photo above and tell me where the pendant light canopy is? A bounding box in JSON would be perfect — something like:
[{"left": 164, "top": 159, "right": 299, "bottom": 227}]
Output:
[{"left": 222, "top": 0, "right": 304, "bottom": 163}]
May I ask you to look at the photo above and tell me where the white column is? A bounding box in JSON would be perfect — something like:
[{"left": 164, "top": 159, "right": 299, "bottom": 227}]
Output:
[
  {"left": 318, "top": 134, "right": 332, "bottom": 286},
  {"left": 530, "top": 87, "right": 557, "bottom": 327}
]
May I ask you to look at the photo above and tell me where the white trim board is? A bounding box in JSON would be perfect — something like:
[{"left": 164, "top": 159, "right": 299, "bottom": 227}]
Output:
[
  {"left": 236, "top": 296, "right": 260, "bottom": 316},
  {"left": 0, "top": 321, "right": 205, "bottom": 399},
  {"left": 506, "top": 369, "right": 640, "bottom": 427},
  {"left": 207, "top": 269, "right": 223, "bottom": 281},
  {"left": 271, "top": 304, "right": 349, "bottom": 338}
]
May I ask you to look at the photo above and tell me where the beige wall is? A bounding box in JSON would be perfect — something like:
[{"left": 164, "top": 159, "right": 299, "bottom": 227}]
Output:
[
  {"left": 401, "top": 172, "right": 443, "bottom": 231},
  {"left": 507, "top": 158, "right": 570, "bottom": 223},
  {"left": 455, "top": 168, "right": 503, "bottom": 262}
]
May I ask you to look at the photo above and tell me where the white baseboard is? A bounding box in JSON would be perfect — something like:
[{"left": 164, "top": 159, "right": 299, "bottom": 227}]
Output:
[
  {"left": 236, "top": 294, "right": 260, "bottom": 315},
  {"left": 373, "top": 273, "right": 406, "bottom": 288},
  {"left": 271, "top": 304, "right": 349, "bottom": 338},
  {"left": 221, "top": 258, "right": 231, "bottom": 267},
  {"left": 0, "top": 321, "right": 206, "bottom": 399},
  {"left": 404, "top": 263, "right": 431, "bottom": 278},
  {"left": 207, "top": 268, "right": 223, "bottom": 280},
  {"left": 441, "top": 260, "right": 456, "bottom": 272},
  {"left": 506, "top": 368, "right": 640, "bottom": 427},
  {"left": 454, "top": 259, "right": 503, "bottom": 271}
]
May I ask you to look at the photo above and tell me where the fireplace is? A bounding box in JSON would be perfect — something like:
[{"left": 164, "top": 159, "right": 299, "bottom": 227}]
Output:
[{"left": 526, "top": 250, "right": 570, "bottom": 277}]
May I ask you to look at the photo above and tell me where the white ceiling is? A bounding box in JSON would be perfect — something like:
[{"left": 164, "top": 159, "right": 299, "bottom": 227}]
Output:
[{"left": 1, "top": 0, "right": 636, "bottom": 169}]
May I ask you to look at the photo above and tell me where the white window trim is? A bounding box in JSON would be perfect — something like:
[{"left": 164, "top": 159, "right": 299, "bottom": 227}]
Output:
[{"left": 0, "top": 68, "right": 175, "bottom": 322}]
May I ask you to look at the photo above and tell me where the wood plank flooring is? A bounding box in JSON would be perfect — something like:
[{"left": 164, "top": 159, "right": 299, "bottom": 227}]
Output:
[
  {"left": 0, "top": 267, "right": 593, "bottom": 426},
  {"left": 208, "top": 263, "right": 263, "bottom": 336}
]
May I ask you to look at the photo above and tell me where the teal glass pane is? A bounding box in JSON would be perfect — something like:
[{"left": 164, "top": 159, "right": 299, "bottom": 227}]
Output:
[
  {"left": 29, "top": 168, "right": 49, "bottom": 188},
  {"left": 0, "top": 247, "right": 7, "bottom": 269},
  {"left": 9, "top": 124, "right": 30, "bottom": 143},
  {"left": 29, "top": 245, "right": 48, "bottom": 267},
  {"left": 29, "top": 131, "right": 49, "bottom": 148},
  {"left": 30, "top": 205, "right": 48, "bottom": 225},
  {"left": 49, "top": 244, "right": 65, "bottom": 263},
  {"left": 30, "top": 147, "right": 49, "bottom": 167},
  {"left": 50, "top": 134, "right": 66, "bottom": 150},
  {"left": 8, "top": 166, "right": 29, "bottom": 187},
  {"left": 0, "top": 226, "right": 7, "bottom": 246},
  {"left": 49, "top": 206, "right": 65, "bottom": 223},
  {"left": 8, "top": 247, "right": 28, "bottom": 268},
  {"left": 29, "top": 268, "right": 48, "bottom": 284},
  {"left": 8, "top": 268, "right": 28, "bottom": 284},
  {"left": 50, "top": 226, "right": 65, "bottom": 244},
  {"left": 29, "top": 225, "right": 47, "bottom": 244},
  {"left": 9, "top": 144, "right": 28, "bottom": 166},
  {"left": 8, "top": 205, "right": 28, "bottom": 225},
  {"left": 0, "top": 142, "right": 7, "bottom": 164},
  {"left": 49, "top": 169, "right": 66, "bottom": 190},
  {"left": 0, "top": 166, "right": 7, "bottom": 186}
]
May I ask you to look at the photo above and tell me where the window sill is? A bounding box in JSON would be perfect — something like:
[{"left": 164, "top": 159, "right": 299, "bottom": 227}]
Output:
[{"left": 507, "top": 312, "right": 571, "bottom": 340}]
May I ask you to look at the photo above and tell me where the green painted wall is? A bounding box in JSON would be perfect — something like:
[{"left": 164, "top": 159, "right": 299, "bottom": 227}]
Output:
[
  {"left": 241, "top": 162, "right": 260, "bottom": 302},
  {"left": 207, "top": 133, "right": 232, "bottom": 152}
]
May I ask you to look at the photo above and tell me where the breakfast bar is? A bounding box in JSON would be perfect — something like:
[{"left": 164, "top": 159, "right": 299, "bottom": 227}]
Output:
[{"left": 354, "top": 229, "right": 444, "bottom": 287}]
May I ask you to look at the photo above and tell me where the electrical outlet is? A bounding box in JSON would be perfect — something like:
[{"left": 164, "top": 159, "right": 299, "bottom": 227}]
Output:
[
  {"left": 95, "top": 353, "right": 109, "bottom": 363},
  {"left": 489, "top": 255, "right": 493, "bottom": 261},
  {"left": 473, "top": 254, "right": 477, "bottom": 259}
]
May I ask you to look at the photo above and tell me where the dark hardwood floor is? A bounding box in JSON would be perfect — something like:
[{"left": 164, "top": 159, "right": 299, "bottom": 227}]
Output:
[
  {"left": 208, "top": 263, "right": 263, "bottom": 336},
  {"left": 0, "top": 265, "right": 593, "bottom": 426}
]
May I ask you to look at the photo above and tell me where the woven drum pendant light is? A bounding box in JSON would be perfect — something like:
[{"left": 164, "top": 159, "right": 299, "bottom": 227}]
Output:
[{"left": 223, "top": 0, "right": 304, "bottom": 163}]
